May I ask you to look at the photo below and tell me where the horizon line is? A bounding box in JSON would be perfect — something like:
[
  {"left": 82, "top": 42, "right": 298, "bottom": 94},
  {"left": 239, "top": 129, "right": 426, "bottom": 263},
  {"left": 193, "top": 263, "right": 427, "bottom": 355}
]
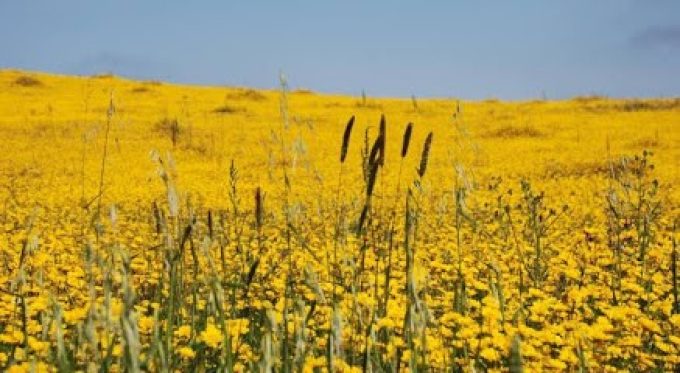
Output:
[{"left": 3, "top": 66, "right": 679, "bottom": 102}]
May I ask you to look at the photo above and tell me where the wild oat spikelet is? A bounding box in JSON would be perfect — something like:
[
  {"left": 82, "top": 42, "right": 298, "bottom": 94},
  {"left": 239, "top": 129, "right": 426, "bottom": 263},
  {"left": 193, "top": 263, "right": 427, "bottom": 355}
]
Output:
[
  {"left": 401, "top": 122, "right": 413, "bottom": 158},
  {"left": 340, "top": 115, "right": 355, "bottom": 163},
  {"left": 418, "top": 132, "right": 433, "bottom": 178}
]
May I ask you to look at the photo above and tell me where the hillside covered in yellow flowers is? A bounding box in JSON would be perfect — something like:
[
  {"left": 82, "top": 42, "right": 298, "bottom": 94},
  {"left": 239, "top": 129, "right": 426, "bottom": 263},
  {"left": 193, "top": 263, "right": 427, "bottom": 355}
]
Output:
[{"left": 0, "top": 69, "right": 678, "bottom": 371}]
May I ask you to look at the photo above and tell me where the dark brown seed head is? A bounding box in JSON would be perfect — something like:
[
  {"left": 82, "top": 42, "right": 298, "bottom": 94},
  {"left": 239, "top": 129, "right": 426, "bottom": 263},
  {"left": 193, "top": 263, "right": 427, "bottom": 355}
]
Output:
[
  {"left": 418, "top": 132, "right": 433, "bottom": 178},
  {"left": 401, "top": 122, "right": 413, "bottom": 158},
  {"left": 255, "top": 187, "right": 264, "bottom": 228},
  {"left": 357, "top": 204, "right": 369, "bottom": 235},
  {"left": 246, "top": 258, "right": 260, "bottom": 287},
  {"left": 368, "top": 133, "right": 384, "bottom": 167},
  {"left": 207, "top": 210, "right": 213, "bottom": 239},
  {"left": 379, "top": 114, "right": 386, "bottom": 166},
  {"left": 340, "top": 115, "right": 355, "bottom": 163},
  {"left": 366, "top": 161, "right": 380, "bottom": 197}
]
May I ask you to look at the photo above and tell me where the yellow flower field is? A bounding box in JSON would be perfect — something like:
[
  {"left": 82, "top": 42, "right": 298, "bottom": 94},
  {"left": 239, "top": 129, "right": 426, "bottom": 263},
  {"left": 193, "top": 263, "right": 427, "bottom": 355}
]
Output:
[{"left": 0, "top": 69, "right": 678, "bottom": 371}]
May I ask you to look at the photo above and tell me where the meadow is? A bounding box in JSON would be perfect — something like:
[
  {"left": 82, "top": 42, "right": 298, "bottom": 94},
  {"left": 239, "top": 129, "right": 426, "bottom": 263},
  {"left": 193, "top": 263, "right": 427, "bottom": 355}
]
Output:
[{"left": 0, "top": 69, "right": 678, "bottom": 372}]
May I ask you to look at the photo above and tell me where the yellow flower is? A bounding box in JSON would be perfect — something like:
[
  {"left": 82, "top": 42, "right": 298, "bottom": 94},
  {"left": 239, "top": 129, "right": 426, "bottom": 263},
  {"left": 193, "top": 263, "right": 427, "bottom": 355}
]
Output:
[
  {"left": 175, "top": 325, "right": 192, "bottom": 339},
  {"left": 200, "top": 323, "right": 223, "bottom": 349},
  {"left": 63, "top": 307, "right": 88, "bottom": 325},
  {"left": 376, "top": 317, "right": 397, "bottom": 330},
  {"left": 546, "top": 359, "right": 567, "bottom": 370},
  {"left": 27, "top": 337, "right": 49, "bottom": 354},
  {"left": 479, "top": 347, "right": 500, "bottom": 362},
  {"left": 558, "top": 347, "right": 579, "bottom": 365},
  {"left": 138, "top": 315, "right": 155, "bottom": 334},
  {"left": 6, "top": 361, "right": 52, "bottom": 373},
  {"left": 177, "top": 346, "right": 196, "bottom": 359},
  {"left": 356, "top": 292, "right": 376, "bottom": 308},
  {"left": 29, "top": 295, "right": 50, "bottom": 314},
  {"left": 227, "top": 318, "right": 249, "bottom": 338},
  {"left": 111, "top": 344, "right": 123, "bottom": 357},
  {"left": 6, "top": 364, "right": 27, "bottom": 373},
  {"left": 639, "top": 317, "right": 661, "bottom": 334},
  {"left": 0, "top": 330, "right": 24, "bottom": 345}
]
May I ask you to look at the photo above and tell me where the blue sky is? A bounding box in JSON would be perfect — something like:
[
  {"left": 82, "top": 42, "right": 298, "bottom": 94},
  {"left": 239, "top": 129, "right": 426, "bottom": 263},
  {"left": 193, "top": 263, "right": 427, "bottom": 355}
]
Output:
[{"left": 1, "top": 1, "right": 679, "bottom": 99}]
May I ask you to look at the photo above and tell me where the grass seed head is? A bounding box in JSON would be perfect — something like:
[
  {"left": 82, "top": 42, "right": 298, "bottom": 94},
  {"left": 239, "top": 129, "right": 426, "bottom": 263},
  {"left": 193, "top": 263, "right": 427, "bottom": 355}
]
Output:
[
  {"left": 340, "top": 115, "right": 355, "bottom": 163},
  {"left": 255, "top": 187, "right": 264, "bottom": 229},
  {"left": 379, "top": 114, "right": 386, "bottom": 166},
  {"left": 402, "top": 122, "right": 413, "bottom": 158},
  {"left": 418, "top": 132, "right": 433, "bottom": 178},
  {"left": 368, "top": 133, "right": 384, "bottom": 168}
]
